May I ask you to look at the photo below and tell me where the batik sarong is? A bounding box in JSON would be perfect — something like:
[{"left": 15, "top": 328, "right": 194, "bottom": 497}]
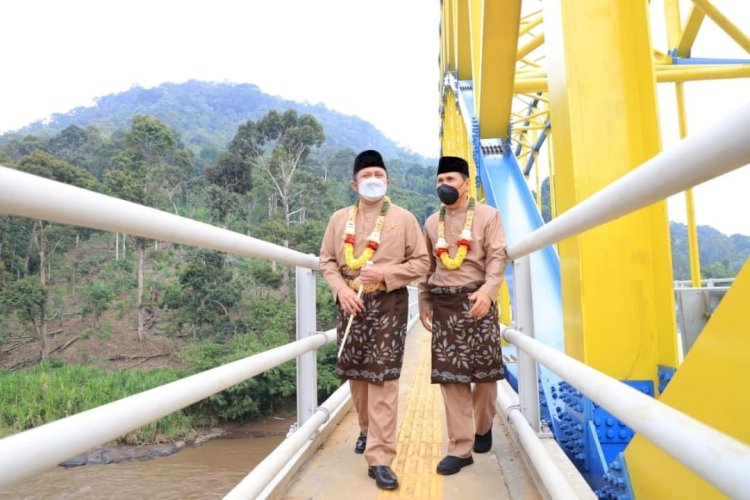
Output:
[
  {"left": 336, "top": 287, "right": 409, "bottom": 383},
  {"left": 430, "top": 286, "right": 505, "bottom": 384}
]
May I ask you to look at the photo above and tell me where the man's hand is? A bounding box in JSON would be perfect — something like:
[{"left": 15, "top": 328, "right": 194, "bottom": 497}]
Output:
[
  {"left": 420, "top": 308, "right": 433, "bottom": 331},
  {"left": 337, "top": 287, "right": 364, "bottom": 316},
  {"left": 468, "top": 291, "right": 492, "bottom": 318},
  {"left": 359, "top": 264, "right": 384, "bottom": 285}
]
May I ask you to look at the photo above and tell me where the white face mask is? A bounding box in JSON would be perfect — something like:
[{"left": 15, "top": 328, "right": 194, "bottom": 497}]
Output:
[{"left": 358, "top": 178, "right": 388, "bottom": 201}]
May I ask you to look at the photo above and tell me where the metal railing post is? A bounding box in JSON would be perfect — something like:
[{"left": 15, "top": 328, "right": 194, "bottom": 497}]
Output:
[
  {"left": 514, "top": 255, "right": 540, "bottom": 431},
  {"left": 296, "top": 266, "right": 317, "bottom": 426}
]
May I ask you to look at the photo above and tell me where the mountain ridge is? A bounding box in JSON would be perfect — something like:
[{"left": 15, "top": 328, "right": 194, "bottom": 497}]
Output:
[{"left": 2, "top": 80, "right": 433, "bottom": 163}]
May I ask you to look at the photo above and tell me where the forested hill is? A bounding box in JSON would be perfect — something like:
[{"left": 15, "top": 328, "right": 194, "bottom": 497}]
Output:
[
  {"left": 0, "top": 80, "right": 427, "bottom": 162},
  {"left": 670, "top": 222, "right": 750, "bottom": 280}
]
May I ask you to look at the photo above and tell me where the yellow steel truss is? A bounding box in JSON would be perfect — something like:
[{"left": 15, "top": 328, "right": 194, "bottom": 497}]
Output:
[
  {"left": 438, "top": 0, "right": 750, "bottom": 495},
  {"left": 625, "top": 259, "right": 750, "bottom": 498}
]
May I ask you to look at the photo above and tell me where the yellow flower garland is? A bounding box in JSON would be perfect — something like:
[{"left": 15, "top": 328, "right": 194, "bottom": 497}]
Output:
[
  {"left": 343, "top": 196, "right": 390, "bottom": 270},
  {"left": 435, "top": 197, "right": 475, "bottom": 270}
]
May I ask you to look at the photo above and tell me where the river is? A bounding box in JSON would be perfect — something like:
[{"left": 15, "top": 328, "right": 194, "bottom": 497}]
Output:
[{"left": 0, "top": 433, "right": 285, "bottom": 499}]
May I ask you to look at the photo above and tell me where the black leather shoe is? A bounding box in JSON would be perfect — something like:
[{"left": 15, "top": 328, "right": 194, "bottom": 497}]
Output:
[
  {"left": 436, "top": 455, "right": 474, "bottom": 475},
  {"left": 473, "top": 428, "right": 493, "bottom": 453},
  {"left": 354, "top": 433, "right": 367, "bottom": 454},
  {"left": 368, "top": 465, "right": 399, "bottom": 490}
]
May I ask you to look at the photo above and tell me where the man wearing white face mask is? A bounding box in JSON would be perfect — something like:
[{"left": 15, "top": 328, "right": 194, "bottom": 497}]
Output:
[{"left": 319, "top": 149, "right": 430, "bottom": 491}]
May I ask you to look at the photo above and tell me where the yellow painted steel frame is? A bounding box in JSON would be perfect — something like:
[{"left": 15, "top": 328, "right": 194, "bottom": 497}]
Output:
[
  {"left": 453, "top": 0, "right": 471, "bottom": 81},
  {"left": 677, "top": 5, "right": 705, "bottom": 57},
  {"left": 440, "top": 87, "right": 476, "bottom": 199},
  {"left": 665, "top": 0, "right": 702, "bottom": 287},
  {"left": 468, "top": 0, "right": 521, "bottom": 138},
  {"left": 625, "top": 260, "right": 750, "bottom": 498},
  {"left": 543, "top": 0, "right": 678, "bottom": 380}
]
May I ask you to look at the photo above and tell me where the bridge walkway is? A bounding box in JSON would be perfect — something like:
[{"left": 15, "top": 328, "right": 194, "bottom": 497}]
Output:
[{"left": 280, "top": 322, "right": 540, "bottom": 499}]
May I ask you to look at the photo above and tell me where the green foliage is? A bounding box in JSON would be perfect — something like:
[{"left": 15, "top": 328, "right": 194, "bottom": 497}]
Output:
[
  {"left": 0, "top": 277, "right": 47, "bottom": 329},
  {"left": 178, "top": 330, "right": 296, "bottom": 423},
  {"left": 203, "top": 184, "right": 243, "bottom": 226},
  {"left": 17, "top": 150, "right": 99, "bottom": 191},
  {"left": 670, "top": 223, "right": 750, "bottom": 280},
  {"left": 204, "top": 120, "right": 257, "bottom": 194},
  {"left": 316, "top": 280, "right": 336, "bottom": 331},
  {"left": 81, "top": 283, "right": 116, "bottom": 323},
  {"left": 0, "top": 216, "right": 31, "bottom": 280},
  {"left": 702, "top": 261, "right": 733, "bottom": 279},
  {"left": 97, "top": 320, "right": 114, "bottom": 340},
  {"left": 160, "top": 250, "right": 243, "bottom": 339},
  {"left": 0, "top": 361, "right": 191, "bottom": 442},
  {"left": 289, "top": 219, "right": 328, "bottom": 255},
  {"left": 105, "top": 115, "right": 194, "bottom": 214},
  {"left": 317, "top": 347, "right": 343, "bottom": 401},
  {"left": 249, "top": 261, "right": 283, "bottom": 289},
  {"left": 99, "top": 258, "right": 136, "bottom": 292},
  {"left": 244, "top": 296, "right": 295, "bottom": 337}
]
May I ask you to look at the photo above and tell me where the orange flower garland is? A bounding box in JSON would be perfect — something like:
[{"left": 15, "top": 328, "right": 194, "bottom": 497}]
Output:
[
  {"left": 435, "top": 197, "right": 475, "bottom": 270},
  {"left": 343, "top": 196, "right": 390, "bottom": 269}
]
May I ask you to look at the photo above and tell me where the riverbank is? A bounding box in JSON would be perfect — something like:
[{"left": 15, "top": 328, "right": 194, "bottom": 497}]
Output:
[{"left": 59, "top": 411, "right": 296, "bottom": 468}]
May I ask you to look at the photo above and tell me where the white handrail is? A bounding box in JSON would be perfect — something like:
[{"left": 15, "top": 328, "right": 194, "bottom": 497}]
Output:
[
  {"left": 224, "top": 382, "right": 350, "bottom": 499},
  {"left": 502, "top": 326, "right": 750, "bottom": 498},
  {"left": 496, "top": 380, "right": 589, "bottom": 500},
  {"left": 0, "top": 329, "right": 336, "bottom": 486},
  {"left": 0, "top": 166, "right": 319, "bottom": 270},
  {"left": 505, "top": 102, "right": 750, "bottom": 261}
]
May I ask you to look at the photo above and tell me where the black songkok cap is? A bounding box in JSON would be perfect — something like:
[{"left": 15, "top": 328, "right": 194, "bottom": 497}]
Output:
[
  {"left": 437, "top": 156, "right": 470, "bottom": 176},
  {"left": 353, "top": 150, "right": 387, "bottom": 176}
]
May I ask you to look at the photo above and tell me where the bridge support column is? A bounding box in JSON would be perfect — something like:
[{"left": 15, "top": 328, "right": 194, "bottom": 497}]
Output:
[
  {"left": 514, "top": 255, "right": 540, "bottom": 432},
  {"left": 543, "top": 0, "right": 679, "bottom": 383},
  {"left": 296, "top": 266, "right": 317, "bottom": 426}
]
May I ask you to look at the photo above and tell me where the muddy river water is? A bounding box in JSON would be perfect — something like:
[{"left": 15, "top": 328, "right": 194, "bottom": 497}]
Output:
[{"left": 0, "top": 434, "right": 285, "bottom": 499}]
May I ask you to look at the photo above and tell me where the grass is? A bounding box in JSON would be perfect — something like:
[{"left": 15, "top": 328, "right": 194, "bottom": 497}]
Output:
[{"left": 0, "top": 359, "right": 193, "bottom": 444}]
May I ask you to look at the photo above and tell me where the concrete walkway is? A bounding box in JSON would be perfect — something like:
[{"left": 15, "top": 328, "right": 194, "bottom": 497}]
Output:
[{"left": 281, "top": 323, "right": 540, "bottom": 499}]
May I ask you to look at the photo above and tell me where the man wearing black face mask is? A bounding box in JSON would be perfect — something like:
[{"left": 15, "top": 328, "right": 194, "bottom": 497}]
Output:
[{"left": 418, "top": 155, "right": 507, "bottom": 476}]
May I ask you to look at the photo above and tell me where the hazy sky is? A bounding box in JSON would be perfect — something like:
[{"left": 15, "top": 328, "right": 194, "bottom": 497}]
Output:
[
  {"left": 0, "top": 0, "right": 441, "bottom": 156},
  {"left": 1, "top": 1, "right": 748, "bottom": 235}
]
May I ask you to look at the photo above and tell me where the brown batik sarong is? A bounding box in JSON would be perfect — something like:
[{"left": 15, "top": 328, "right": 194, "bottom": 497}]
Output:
[
  {"left": 336, "top": 287, "right": 409, "bottom": 383},
  {"left": 430, "top": 286, "right": 505, "bottom": 384}
]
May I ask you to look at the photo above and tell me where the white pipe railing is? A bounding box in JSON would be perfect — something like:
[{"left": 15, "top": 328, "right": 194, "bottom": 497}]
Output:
[
  {"left": 0, "top": 329, "right": 336, "bottom": 486},
  {"left": 225, "top": 382, "right": 351, "bottom": 499},
  {"left": 496, "top": 380, "right": 587, "bottom": 500},
  {"left": 505, "top": 102, "right": 750, "bottom": 260},
  {"left": 674, "top": 278, "right": 735, "bottom": 288},
  {"left": 502, "top": 326, "right": 750, "bottom": 498},
  {"left": 0, "top": 166, "right": 319, "bottom": 270}
]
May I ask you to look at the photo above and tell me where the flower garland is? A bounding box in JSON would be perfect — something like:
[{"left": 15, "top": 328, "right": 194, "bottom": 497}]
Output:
[
  {"left": 435, "top": 197, "right": 475, "bottom": 270},
  {"left": 343, "top": 196, "right": 391, "bottom": 269}
]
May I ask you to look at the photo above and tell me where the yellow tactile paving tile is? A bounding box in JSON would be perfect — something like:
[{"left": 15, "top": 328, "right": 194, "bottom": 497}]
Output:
[
  {"left": 379, "top": 332, "right": 443, "bottom": 499},
  {"left": 281, "top": 322, "right": 538, "bottom": 499}
]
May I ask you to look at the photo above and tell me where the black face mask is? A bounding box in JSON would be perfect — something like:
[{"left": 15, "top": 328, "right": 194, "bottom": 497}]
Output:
[{"left": 437, "top": 184, "right": 460, "bottom": 205}]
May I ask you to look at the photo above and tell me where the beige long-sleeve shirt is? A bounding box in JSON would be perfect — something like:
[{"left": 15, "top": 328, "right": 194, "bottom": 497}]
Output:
[
  {"left": 419, "top": 200, "right": 507, "bottom": 310},
  {"left": 319, "top": 198, "right": 430, "bottom": 296}
]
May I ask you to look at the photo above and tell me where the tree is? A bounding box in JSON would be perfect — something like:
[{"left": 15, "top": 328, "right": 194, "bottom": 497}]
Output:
[
  {"left": 0, "top": 277, "right": 48, "bottom": 359},
  {"left": 13, "top": 152, "right": 99, "bottom": 357},
  {"left": 161, "top": 250, "right": 242, "bottom": 339},
  {"left": 81, "top": 283, "right": 116, "bottom": 329},
  {"left": 105, "top": 115, "right": 194, "bottom": 341},
  {"left": 245, "top": 110, "right": 325, "bottom": 299}
]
